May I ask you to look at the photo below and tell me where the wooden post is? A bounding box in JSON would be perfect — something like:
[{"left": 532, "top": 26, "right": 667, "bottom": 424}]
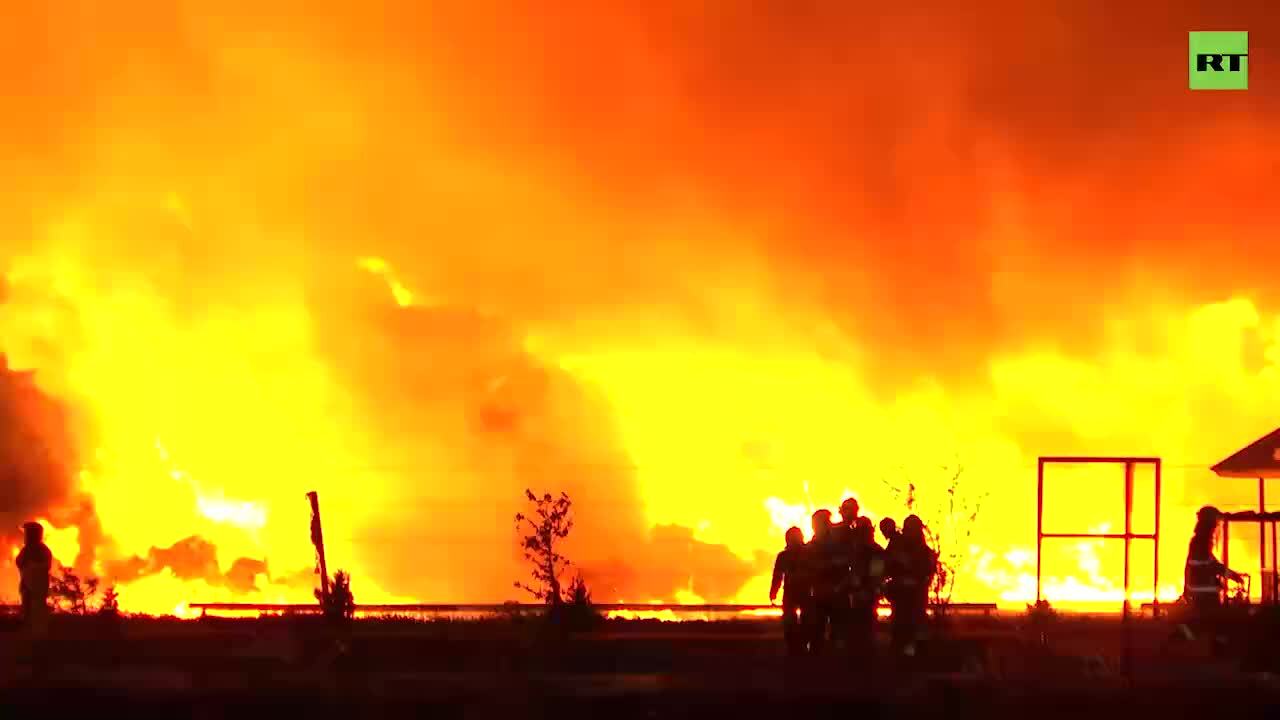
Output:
[{"left": 308, "top": 491, "right": 331, "bottom": 599}]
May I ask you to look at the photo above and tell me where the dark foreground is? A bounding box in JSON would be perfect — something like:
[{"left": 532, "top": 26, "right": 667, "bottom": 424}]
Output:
[
  {"left": 2, "top": 614, "right": 1279, "bottom": 718},
  {"left": 4, "top": 671, "right": 1280, "bottom": 719}
]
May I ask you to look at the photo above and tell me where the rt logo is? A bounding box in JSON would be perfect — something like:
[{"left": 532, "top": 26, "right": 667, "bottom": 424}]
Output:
[{"left": 1190, "top": 31, "right": 1248, "bottom": 90}]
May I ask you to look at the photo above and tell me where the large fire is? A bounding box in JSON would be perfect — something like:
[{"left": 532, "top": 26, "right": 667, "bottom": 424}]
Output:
[{"left": 1, "top": 3, "right": 1278, "bottom": 616}]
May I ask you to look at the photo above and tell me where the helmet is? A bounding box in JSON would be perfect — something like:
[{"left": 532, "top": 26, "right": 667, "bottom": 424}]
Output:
[
  {"left": 1197, "top": 506, "right": 1222, "bottom": 521},
  {"left": 811, "top": 509, "right": 833, "bottom": 536},
  {"left": 855, "top": 521, "right": 875, "bottom": 542},
  {"left": 903, "top": 515, "right": 924, "bottom": 533},
  {"left": 784, "top": 526, "right": 804, "bottom": 547}
]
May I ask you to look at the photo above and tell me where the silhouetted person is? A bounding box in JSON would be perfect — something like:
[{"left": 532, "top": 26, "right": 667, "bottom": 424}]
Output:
[
  {"left": 835, "top": 498, "right": 860, "bottom": 532},
  {"left": 879, "top": 517, "right": 899, "bottom": 548},
  {"left": 16, "top": 521, "right": 52, "bottom": 630},
  {"left": 771, "top": 526, "right": 810, "bottom": 656},
  {"left": 847, "top": 517, "right": 886, "bottom": 661},
  {"left": 1178, "top": 506, "right": 1241, "bottom": 655},
  {"left": 827, "top": 497, "right": 860, "bottom": 652},
  {"left": 804, "top": 509, "right": 842, "bottom": 655},
  {"left": 886, "top": 514, "right": 936, "bottom": 657}
]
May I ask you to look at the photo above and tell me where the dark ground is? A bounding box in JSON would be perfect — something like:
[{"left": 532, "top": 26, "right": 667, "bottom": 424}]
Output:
[{"left": 1, "top": 613, "right": 1278, "bottom": 718}]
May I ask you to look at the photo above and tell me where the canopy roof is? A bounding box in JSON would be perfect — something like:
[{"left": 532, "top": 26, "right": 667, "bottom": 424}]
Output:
[
  {"left": 1212, "top": 427, "right": 1280, "bottom": 478},
  {"left": 1223, "top": 510, "right": 1280, "bottom": 522}
]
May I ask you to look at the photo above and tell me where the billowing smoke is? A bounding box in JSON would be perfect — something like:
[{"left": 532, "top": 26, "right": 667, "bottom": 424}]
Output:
[
  {"left": 104, "top": 537, "right": 271, "bottom": 594},
  {"left": 0, "top": 354, "right": 84, "bottom": 590},
  {"left": 309, "top": 275, "right": 768, "bottom": 600},
  {"left": 0, "top": 356, "right": 289, "bottom": 598}
]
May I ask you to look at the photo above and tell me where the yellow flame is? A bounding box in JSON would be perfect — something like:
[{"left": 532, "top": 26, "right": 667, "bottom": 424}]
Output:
[
  {"left": 5, "top": 214, "right": 1276, "bottom": 614},
  {"left": 164, "top": 192, "right": 193, "bottom": 231},
  {"left": 357, "top": 256, "right": 416, "bottom": 307}
]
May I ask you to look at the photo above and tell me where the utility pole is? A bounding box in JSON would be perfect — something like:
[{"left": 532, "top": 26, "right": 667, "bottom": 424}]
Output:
[{"left": 307, "top": 491, "right": 331, "bottom": 599}]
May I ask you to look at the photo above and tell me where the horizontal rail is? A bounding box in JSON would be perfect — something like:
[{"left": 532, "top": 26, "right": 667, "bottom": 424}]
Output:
[
  {"left": 1139, "top": 602, "right": 1173, "bottom": 618},
  {"left": 1223, "top": 512, "right": 1280, "bottom": 522},
  {"left": 1040, "top": 533, "right": 1157, "bottom": 540},
  {"left": 187, "top": 602, "right": 999, "bottom": 614},
  {"left": 1038, "top": 457, "right": 1161, "bottom": 464},
  {"left": 0, "top": 603, "right": 1000, "bottom": 617}
]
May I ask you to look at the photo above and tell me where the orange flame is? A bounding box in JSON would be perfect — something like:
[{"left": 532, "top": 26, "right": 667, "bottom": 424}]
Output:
[{"left": 2, "top": 7, "right": 1276, "bottom": 615}]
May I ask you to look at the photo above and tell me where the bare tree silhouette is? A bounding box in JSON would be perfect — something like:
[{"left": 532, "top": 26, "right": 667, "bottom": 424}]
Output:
[
  {"left": 514, "top": 489, "right": 574, "bottom": 605},
  {"left": 883, "top": 464, "right": 987, "bottom": 611}
]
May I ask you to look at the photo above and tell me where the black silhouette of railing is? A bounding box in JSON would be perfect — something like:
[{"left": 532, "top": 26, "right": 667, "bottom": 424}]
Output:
[{"left": 185, "top": 602, "right": 998, "bottom": 617}]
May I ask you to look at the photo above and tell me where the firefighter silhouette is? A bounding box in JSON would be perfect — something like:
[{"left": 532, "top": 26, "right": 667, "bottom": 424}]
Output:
[
  {"left": 16, "top": 521, "right": 52, "bottom": 631},
  {"left": 886, "top": 514, "right": 936, "bottom": 657},
  {"left": 1178, "top": 505, "right": 1242, "bottom": 654},
  {"left": 847, "top": 516, "right": 886, "bottom": 660},
  {"left": 826, "top": 497, "right": 861, "bottom": 651},
  {"left": 879, "top": 517, "right": 899, "bottom": 547},
  {"left": 837, "top": 498, "right": 860, "bottom": 528},
  {"left": 770, "top": 526, "right": 810, "bottom": 656},
  {"left": 804, "top": 509, "right": 843, "bottom": 654}
]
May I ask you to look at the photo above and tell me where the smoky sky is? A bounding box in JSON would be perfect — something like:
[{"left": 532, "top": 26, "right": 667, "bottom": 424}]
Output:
[
  {"left": 407, "top": 0, "right": 1280, "bottom": 379},
  {"left": 2, "top": 2, "right": 1277, "bottom": 370}
]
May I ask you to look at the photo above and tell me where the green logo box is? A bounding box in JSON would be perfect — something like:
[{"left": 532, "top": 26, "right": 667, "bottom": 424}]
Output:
[{"left": 1190, "top": 31, "right": 1248, "bottom": 90}]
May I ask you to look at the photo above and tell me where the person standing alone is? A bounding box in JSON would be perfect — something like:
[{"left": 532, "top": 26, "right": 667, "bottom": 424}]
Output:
[
  {"left": 770, "top": 526, "right": 811, "bottom": 656},
  {"left": 1179, "top": 506, "right": 1242, "bottom": 655},
  {"left": 16, "top": 521, "right": 53, "bottom": 631}
]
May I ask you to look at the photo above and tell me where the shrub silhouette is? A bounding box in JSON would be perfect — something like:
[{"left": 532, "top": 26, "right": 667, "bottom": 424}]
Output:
[
  {"left": 548, "top": 572, "right": 602, "bottom": 632},
  {"left": 316, "top": 570, "right": 355, "bottom": 621},
  {"left": 49, "top": 567, "right": 101, "bottom": 615},
  {"left": 98, "top": 586, "right": 120, "bottom": 617}
]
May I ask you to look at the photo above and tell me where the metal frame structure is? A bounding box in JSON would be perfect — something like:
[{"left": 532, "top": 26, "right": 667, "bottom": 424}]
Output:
[
  {"left": 1036, "top": 457, "right": 1163, "bottom": 617},
  {"left": 1037, "top": 457, "right": 1162, "bottom": 679},
  {"left": 1210, "top": 426, "right": 1280, "bottom": 604},
  {"left": 1221, "top": 510, "right": 1280, "bottom": 605}
]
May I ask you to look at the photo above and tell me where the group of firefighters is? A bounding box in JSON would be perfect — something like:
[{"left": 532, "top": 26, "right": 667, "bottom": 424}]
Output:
[
  {"left": 765, "top": 501, "right": 1255, "bottom": 659},
  {"left": 769, "top": 498, "right": 938, "bottom": 660},
  {"left": 6, "top": 503, "right": 1255, "bottom": 659}
]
